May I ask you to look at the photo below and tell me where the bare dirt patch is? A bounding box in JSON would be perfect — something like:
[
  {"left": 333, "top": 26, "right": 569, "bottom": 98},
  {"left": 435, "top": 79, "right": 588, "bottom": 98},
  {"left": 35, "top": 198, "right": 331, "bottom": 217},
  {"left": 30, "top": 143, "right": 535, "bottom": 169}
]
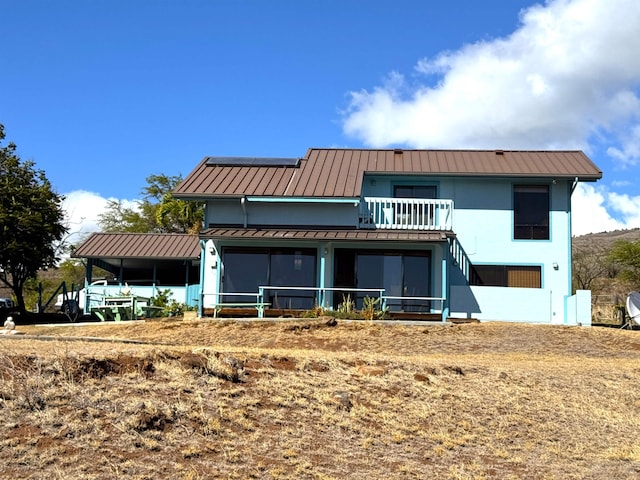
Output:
[{"left": 2, "top": 319, "right": 640, "bottom": 479}]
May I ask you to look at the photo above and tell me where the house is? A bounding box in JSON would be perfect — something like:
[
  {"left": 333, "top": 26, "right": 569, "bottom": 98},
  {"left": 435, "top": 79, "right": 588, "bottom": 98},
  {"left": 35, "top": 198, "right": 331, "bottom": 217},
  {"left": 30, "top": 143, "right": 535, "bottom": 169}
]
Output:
[
  {"left": 72, "top": 233, "right": 201, "bottom": 313},
  {"left": 172, "top": 148, "right": 601, "bottom": 324}
]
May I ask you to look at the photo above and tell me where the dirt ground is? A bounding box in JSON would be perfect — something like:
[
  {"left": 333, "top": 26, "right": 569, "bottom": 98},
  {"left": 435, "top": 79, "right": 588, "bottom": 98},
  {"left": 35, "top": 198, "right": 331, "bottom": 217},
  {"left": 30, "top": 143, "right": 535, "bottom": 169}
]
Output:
[{"left": 1, "top": 318, "right": 640, "bottom": 479}]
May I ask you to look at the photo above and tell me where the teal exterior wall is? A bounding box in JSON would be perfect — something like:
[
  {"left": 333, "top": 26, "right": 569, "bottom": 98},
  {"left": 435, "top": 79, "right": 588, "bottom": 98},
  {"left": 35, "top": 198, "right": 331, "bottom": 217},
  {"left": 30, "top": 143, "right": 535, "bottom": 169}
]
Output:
[
  {"left": 205, "top": 198, "right": 358, "bottom": 227},
  {"left": 201, "top": 174, "right": 585, "bottom": 324}
]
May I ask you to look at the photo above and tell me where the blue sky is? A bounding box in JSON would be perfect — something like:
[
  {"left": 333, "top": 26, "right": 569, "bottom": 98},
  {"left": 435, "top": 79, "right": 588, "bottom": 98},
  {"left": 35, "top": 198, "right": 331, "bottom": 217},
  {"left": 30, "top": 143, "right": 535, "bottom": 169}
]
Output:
[{"left": 2, "top": 0, "right": 640, "bottom": 239}]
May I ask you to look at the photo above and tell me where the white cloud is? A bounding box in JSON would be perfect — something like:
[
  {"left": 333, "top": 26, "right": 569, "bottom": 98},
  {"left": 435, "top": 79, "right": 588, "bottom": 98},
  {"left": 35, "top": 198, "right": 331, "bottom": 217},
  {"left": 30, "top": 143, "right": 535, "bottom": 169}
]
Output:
[
  {"left": 572, "top": 183, "right": 640, "bottom": 235},
  {"left": 61, "top": 190, "right": 139, "bottom": 246},
  {"left": 344, "top": 0, "right": 640, "bottom": 151},
  {"left": 607, "top": 123, "right": 640, "bottom": 166},
  {"left": 342, "top": 0, "right": 640, "bottom": 234},
  {"left": 607, "top": 192, "right": 640, "bottom": 225},
  {"left": 571, "top": 184, "right": 625, "bottom": 235}
]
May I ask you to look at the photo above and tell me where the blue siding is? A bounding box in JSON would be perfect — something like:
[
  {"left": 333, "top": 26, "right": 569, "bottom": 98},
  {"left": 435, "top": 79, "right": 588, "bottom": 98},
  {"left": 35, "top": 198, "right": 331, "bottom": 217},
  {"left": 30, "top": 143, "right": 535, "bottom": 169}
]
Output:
[{"left": 200, "top": 175, "right": 583, "bottom": 324}]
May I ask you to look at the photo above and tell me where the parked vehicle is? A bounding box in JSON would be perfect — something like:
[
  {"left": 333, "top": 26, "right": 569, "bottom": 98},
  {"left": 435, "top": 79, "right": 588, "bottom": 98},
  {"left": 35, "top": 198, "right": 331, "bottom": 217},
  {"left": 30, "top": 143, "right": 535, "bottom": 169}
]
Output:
[{"left": 0, "top": 298, "right": 13, "bottom": 310}]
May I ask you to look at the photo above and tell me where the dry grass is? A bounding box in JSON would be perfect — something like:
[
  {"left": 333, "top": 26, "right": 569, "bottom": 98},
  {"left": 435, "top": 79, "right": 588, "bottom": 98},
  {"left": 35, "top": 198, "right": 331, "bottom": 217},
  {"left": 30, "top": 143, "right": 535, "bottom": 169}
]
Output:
[{"left": 2, "top": 319, "right": 640, "bottom": 479}]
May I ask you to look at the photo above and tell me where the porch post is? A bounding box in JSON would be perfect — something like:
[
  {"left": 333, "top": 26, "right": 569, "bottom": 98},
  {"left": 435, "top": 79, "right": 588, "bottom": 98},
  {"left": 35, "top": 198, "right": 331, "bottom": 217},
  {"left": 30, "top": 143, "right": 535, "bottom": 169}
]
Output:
[
  {"left": 258, "top": 286, "right": 265, "bottom": 318},
  {"left": 84, "top": 259, "right": 93, "bottom": 313},
  {"left": 441, "top": 251, "right": 449, "bottom": 323},
  {"left": 184, "top": 261, "right": 189, "bottom": 305},
  {"left": 319, "top": 243, "right": 326, "bottom": 308},
  {"left": 152, "top": 263, "right": 157, "bottom": 299},
  {"left": 198, "top": 240, "right": 206, "bottom": 318}
]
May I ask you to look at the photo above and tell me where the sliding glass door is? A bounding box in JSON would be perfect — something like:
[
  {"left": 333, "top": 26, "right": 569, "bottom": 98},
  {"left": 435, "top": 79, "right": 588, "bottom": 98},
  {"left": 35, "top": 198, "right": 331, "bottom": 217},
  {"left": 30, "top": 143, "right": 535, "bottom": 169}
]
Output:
[
  {"left": 222, "top": 247, "right": 317, "bottom": 309},
  {"left": 334, "top": 249, "right": 431, "bottom": 312}
]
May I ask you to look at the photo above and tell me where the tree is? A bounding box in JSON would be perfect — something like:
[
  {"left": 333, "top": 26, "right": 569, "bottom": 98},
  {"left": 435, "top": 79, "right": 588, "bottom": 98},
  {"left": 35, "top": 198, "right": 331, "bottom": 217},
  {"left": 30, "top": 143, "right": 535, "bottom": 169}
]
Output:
[
  {"left": 572, "top": 243, "right": 611, "bottom": 292},
  {"left": 0, "top": 124, "right": 67, "bottom": 314},
  {"left": 608, "top": 239, "right": 640, "bottom": 289},
  {"left": 98, "top": 199, "right": 156, "bottom": 233},
  {"left": 99, "top": 173, "right": 204, "bottom": 234}
]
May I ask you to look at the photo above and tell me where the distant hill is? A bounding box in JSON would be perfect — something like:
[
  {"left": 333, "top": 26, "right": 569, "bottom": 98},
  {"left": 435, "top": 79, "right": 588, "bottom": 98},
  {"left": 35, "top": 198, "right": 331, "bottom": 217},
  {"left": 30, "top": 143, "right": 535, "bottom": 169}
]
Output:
[
  {"left": 573, "top": 228, "right": 640, "bottom": 251},
  {"left": 572, "top": 228, "right": 640, "bottom": 320}
]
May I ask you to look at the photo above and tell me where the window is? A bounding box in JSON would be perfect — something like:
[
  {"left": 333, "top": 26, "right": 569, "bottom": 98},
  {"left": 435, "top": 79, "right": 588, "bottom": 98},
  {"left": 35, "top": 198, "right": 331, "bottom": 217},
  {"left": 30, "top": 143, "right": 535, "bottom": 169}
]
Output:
[
  {"left": 514, "top": 185, "right": 549, "bottom": 240},
  {"left": 393, "top": 185, "right": 437, "bottom": 227},
  {"left": 470, "top": 265, "right": 541, "bottom": 288},
  {"left": 393, "top": 185, "right": 436, "bottom": 199},
  {"left": 222, "top": 247, "right": 317, "bottom": 309},
  {"left": 334, "top": 249, "right": 431, "bottom": 312}
]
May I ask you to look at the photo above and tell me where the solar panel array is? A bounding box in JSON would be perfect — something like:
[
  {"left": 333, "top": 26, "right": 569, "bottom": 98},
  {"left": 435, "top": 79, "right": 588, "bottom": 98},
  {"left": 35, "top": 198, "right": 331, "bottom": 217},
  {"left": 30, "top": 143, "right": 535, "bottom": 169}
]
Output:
[{"left": 205, "top": 157, "right": 300, "bottom": 167}]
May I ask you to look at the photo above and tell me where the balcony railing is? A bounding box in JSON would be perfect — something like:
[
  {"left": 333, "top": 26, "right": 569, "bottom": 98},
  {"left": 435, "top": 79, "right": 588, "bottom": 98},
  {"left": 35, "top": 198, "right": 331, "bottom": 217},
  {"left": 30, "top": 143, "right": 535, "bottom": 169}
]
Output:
[{"left": 359, "top": 197, "right": 453, "bottom": 230}]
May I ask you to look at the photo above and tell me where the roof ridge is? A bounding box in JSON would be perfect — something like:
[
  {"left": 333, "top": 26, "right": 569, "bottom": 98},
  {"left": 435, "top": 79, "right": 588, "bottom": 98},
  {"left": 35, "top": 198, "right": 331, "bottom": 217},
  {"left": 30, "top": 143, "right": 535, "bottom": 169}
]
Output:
[{"left": 305, "top": 147, "right": 585, "bottom": 153}]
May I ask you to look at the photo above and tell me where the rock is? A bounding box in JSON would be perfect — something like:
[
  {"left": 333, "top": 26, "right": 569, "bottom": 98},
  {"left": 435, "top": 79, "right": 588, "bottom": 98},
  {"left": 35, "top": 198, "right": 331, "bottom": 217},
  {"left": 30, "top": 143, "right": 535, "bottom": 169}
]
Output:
[
  {"left": 323, "top": 316, "right": 338, "bottom": 327},
  {"left": 333, "top": 391, "right": 352, "bottom": 411}
]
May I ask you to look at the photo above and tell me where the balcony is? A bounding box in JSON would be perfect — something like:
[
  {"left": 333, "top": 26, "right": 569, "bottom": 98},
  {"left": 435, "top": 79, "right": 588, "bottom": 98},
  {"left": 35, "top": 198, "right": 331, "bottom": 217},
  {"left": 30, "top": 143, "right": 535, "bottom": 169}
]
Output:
[{"left": 359, "top": 197, "right": 453, "bottom": 231}]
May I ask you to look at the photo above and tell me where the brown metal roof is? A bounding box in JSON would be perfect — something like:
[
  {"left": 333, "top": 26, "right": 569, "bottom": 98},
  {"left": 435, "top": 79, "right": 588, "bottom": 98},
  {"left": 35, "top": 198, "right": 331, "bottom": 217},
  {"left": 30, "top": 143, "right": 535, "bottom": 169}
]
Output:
[
  {"left": 174, "top": 149, "right": 602, "bottom": 199},
  {"left": 201, "top": 228, "right": 449, "bottom": 242},
  {"left": 72, "top": 233, "right": 201, "bottom": 260}
]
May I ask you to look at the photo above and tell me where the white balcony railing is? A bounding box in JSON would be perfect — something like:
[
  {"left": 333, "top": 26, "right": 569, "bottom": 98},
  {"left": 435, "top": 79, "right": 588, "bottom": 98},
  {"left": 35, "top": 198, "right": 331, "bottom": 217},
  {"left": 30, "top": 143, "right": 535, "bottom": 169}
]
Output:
[{"left": 359, "top": 197, "right": 453, "bottom": 230}]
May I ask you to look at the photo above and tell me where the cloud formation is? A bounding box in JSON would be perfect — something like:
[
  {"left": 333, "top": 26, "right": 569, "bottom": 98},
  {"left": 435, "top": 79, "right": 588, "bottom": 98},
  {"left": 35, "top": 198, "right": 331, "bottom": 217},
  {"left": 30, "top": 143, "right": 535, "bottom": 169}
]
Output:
[
  {"left": 344, "top": 0, "right": 640, "bottom": 154},
  {"left": 61, "top": 190, "right": 139, "bottom": 246},
  {"left": 572, "top": 184, "right": 625, "bottom": 235},
  {"left": 342, "top": 0, "right": 640, "bottom": 235}
]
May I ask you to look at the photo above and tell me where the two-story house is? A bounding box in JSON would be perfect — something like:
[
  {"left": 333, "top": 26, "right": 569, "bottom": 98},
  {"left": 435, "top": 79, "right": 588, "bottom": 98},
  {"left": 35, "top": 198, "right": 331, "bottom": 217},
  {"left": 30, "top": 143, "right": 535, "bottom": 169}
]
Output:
[{"left": 174, "top": 148, "right": 602, "bottom": 324}]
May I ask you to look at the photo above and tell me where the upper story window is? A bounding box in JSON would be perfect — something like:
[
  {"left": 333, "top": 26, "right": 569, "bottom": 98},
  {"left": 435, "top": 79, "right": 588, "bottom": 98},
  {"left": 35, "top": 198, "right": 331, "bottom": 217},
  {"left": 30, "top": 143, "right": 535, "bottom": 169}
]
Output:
[
  {"left": 394, "top": 185, "right": 436, "bottom": 199},
  {"left": 514, "top": 185, "right": 549, "bottom": 240}
]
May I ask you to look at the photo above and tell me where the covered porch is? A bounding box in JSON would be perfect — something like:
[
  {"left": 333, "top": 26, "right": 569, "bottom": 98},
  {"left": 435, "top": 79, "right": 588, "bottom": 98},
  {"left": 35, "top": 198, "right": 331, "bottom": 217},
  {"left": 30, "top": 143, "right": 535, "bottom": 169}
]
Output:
[
  {"left": 72, "top": 233, "right": 202, "bottom": 316},
  {"left": 200, "top": 228, "right": 463, "bottom": 322}
]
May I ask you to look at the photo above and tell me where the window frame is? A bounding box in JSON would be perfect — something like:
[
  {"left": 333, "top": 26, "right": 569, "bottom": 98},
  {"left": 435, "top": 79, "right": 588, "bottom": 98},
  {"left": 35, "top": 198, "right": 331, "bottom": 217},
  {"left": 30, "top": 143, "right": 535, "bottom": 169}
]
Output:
[
  {"left": 393, "top": 184, "right": 437, "bottom": 199},
  {"left": 513, "top": 184, "right": 550, "bottom": 240},
  {"left": 470, "top": 265, "right": 542, "bottom": 288},
  {"left": 221, "top": 247, "right": 318, "bottom": 308}
]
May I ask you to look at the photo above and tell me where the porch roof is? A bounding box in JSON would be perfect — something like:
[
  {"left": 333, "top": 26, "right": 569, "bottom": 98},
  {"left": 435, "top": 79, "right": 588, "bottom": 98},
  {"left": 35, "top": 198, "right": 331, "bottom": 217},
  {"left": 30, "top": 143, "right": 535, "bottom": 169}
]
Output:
[
  {"left": 72, "top": 233, "right": 201, "bottom": 260},
  {"left": 200, "top": 227, "right": 450, "bottom": 242}
]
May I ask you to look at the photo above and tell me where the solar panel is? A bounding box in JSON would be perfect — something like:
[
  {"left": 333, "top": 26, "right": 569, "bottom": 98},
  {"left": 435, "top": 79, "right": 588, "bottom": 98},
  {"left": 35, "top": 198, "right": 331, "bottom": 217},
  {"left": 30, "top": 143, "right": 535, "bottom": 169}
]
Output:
[{"left": 205, "top": 157, "right": 300, "bottom": 167}]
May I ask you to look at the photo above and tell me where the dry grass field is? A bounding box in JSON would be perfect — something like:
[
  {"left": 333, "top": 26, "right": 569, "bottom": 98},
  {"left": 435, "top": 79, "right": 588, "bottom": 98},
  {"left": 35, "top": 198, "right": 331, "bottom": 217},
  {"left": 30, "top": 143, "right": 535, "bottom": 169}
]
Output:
[{"left": 2, "top": 318, "right": 640, "bottom": 479}]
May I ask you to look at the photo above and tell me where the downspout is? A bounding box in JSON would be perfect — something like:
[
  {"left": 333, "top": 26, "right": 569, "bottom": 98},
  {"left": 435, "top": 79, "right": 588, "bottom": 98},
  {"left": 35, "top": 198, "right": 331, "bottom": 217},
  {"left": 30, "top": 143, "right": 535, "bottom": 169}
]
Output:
[
  {"left": 241, "top": 197, "right": 248, "bottom": 228},
  {"left": 568, "top": 176, "right": 579, "bottom": 324}
]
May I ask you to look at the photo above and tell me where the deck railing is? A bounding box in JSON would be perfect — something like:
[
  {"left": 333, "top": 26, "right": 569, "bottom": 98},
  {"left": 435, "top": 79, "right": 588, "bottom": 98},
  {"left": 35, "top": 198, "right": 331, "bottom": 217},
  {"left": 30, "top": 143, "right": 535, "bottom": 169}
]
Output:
[
  {"left": 449, "top": 236, "right": 472, "bottom": 281},
  {"left": 359, "top": 197, "right": 453, "bottom": 230},
  {"left": 203, "top": 286, "right": 446, "bottom": 320}
]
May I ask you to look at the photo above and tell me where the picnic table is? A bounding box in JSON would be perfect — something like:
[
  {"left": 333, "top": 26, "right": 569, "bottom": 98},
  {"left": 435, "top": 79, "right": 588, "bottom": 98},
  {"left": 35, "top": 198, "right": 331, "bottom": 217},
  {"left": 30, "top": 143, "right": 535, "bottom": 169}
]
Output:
[{"left": 91, "top": 295, "right": 153, "bottom": 321}]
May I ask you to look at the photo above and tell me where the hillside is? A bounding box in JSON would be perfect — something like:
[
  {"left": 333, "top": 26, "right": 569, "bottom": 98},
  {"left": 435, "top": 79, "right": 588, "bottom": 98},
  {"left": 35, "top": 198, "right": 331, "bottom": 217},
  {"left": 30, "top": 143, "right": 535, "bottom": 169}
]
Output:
[
  {"left": 2, "top": 319, "right": 640, "bottom": 479},
  {"left": 573, "top": 227, "right": 640, "bottom": 250}
]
